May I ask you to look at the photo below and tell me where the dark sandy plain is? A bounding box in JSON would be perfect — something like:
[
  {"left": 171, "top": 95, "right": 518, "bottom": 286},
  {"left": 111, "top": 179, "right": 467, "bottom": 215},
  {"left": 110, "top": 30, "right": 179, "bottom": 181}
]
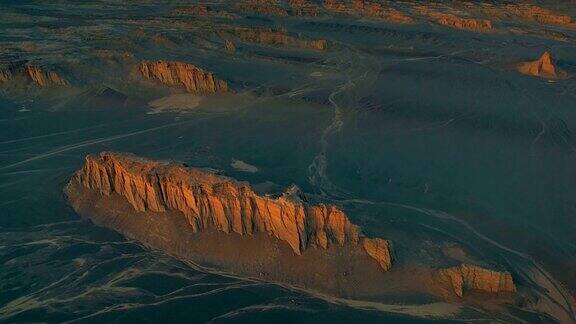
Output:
[{"left": 1, "top": 1, "right": 576, "bottom": 323}]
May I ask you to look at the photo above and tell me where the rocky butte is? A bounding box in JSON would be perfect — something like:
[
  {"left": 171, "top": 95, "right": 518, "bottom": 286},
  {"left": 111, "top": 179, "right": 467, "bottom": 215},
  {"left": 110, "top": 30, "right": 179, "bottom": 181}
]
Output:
[
  {"left": 66, "top": 152, "right": 517, "bottom": 302},
  {"left": 518, "top": 51, "right": 568, "bottom": 79},
  {"left": 140, "top": 60, "right": 229, "bottom": 94}
]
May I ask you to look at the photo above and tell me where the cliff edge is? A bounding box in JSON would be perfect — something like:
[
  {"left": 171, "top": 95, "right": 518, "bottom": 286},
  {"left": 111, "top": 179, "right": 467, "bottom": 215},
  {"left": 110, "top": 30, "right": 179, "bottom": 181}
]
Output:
[{"left": 68, "top": 152, "right": 392, "bottom": 270}]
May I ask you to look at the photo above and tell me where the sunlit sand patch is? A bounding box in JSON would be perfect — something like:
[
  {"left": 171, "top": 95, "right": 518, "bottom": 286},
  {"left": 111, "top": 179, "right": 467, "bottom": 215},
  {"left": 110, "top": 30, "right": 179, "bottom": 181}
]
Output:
[
  {"left": 147, "top": 93, "right": 203, "bottom": 113},
  {"left": 231, "top": 159, "right": 258, "bottom": 173}
]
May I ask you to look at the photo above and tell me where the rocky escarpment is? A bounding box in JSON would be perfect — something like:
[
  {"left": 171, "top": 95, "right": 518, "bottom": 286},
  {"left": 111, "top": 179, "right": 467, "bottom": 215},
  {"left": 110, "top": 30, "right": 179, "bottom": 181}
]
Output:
[
  {"left": 479, "top": 4, "right": 575, "bottom": 28},
  {"left": 228, "top": 27, "right": 328, "bottom": 51},
  {"left": 413, "top": 5, "right": 492, "bottom": 31},
  {"left": 140, "top": 60, "right": 229, "bottom": 94},
  {"left": 518, "top": 51, "right": 568, "bottom": 79},
  {"left": 324, "top": 0, "right": 412, "bottom": 24},
  {"left": 0, "top": 62, "right": 68, "bottom": 87},
  {"left": 438, "top": 264, "right": 516, "bottom": 297},
  {"left": 68, "top": 152, "right": 392, "bottom": 270},
  {"left": 432, "top": 13, "right": 492, "bottom": 31}
]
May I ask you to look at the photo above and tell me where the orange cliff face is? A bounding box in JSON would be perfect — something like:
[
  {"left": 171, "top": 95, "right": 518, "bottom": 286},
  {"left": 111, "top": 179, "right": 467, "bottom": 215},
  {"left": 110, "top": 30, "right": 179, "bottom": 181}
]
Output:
[
  {"left": 24, "top": 65, "right": 69, "bottom": 87},
  {"left": 139, "top": 60, "right": 229, "bottom": 94},
  {"left": 518, "top": 51, "right": 568, "bottom": 79},
  {"left": 437, "top": 264, "right": 516, "bottom": 298},
  {"left": 69, "top": 152, "right": 392, "bottom": 270},
  {"left": 413, "top": 5, "right": 492, "bottom": 32},
  {"left": 0, "top": 63, "right": 68, "bottom": 87}
]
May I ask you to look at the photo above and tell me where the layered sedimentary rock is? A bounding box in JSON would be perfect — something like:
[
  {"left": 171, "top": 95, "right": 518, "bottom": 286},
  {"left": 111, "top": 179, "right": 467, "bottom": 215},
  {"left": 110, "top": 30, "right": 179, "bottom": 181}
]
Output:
[
  {"left": 438, "top": 264, "right": 516, "bottom": 297},
  {"left": 0, "top": 62, "right": 68, "bottom": 87},
  {"left": 69, "top": 152, "right": 391, "bottom": 269},
  {"left": 140, "top": 60, "right": 229, "bottom": 94},
  {"left": 230, "top": 27, "right": 328, "bottom": 51},
  {"left": 518, "top": 51, "right": 568, "bottom": 79}
]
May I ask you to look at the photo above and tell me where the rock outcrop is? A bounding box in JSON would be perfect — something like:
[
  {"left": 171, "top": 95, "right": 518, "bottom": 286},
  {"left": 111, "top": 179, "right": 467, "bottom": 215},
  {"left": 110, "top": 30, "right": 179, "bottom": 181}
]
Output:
[
  {"left": 230, "top": 27, "right": 328, "bottom": 51},
  {"left": 324, "top": 0, "right": 412, "bottom": 24},
  {"left": 224, "top": 39, "right": 236, "bottom": 53},
  {"left": 140, "top": 60, "right": 229, "bottom": 94},
  {"left": 362, "top": 238, "right": 392, "bottom": 271},
  {"left": 480, "top": 4, "right": 575, "bottom": 28},
  {"left": 432, "top": 13, "right": 492, "bottom": 31},
  {"left": 0, "top": 67, "right": 13, "bottom": 83},
  {"left": 518, "top": 51, "right": 568, "bottom": 79},
  {"left": 69, "top": 152, "right": 392, "bottom": 269},
  {"left": 438, "top": 264, "right": 516, "bottom": 297},
  {"left": 236, "top": 0, "right": 288, "bottom": 17},
  {"left": 0, "top": 62, "right": 68, "bottom": 87},
  {"left": 289, "top": 0, "right": 319, "bottom": 17}
]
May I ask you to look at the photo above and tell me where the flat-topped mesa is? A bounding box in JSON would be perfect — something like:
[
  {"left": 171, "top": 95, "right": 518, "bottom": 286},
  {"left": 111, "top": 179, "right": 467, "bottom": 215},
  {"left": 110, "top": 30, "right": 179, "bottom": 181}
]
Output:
[
  {"left": 140, "top": 60, "right": 229, "bottom": 94},
  {"left": 518, "top": 51, "right": 568, "bottom": 79},
  {"left": 438, "top": 264, "right": 516, "bottom": 298},
  {"left": 0, "top": 62, "right": 68, "bottom": 87},
  {"left": 70, "top": 152, "right": 392, "bottom": 270}
]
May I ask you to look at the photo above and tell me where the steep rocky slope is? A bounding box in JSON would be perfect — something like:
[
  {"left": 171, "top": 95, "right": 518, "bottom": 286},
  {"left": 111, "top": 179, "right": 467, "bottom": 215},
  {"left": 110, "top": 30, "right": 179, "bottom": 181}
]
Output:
[
  {"left": 438, "top": 264, "right": 516, "bottom": 297},
  {"left": 64, "top": 152, "right": 523, "bottom": 303},
  {"left": 140, "top": 60, "right": 229, "bottom": 94},
  {"left": 68, "top": 152, "right": 391, "bottom": 270},
  {"left": 518, "top": 51, "right": 568, "bottom": 79},
  {"left": 0, "top": 62, "right": 68, "bottom": 87}
]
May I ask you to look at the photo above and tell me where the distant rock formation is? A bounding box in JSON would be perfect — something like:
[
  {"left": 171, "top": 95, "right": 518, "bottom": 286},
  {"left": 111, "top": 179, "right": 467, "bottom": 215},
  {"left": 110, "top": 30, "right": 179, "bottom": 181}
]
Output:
[
  {"left": 481, "top": 4, "right": 575, "bottom": 28},
  {"left": 518, "top": 51, "right": 568, "bottom": 79},
  {"left": 175, "top": 4, "right": 210, "bottom": 16},
  {"left": 432, "top": 13, "right": 492, "bottom": 31},
  {"left": 324, "top": 0, "right": 412, "bottom": 24},
  {"left": 438, "top": 264, "right": 516, "bottom": 297},
  {"left": 0, "top": 67, "right": 12, "bottom": 83},
  {"left": 68, "top": 152, "right": 391, "bottom": 269},
  {"left": 289, "top": 0, "right": 319, "bottom": 17},
  {"left": 0, "top": 62, "right": 68, "bottom": 87},
  {"left": 224, "top": 39, "right": 236, "bottom": 53},
  {"left": 229, "top": 27, "right": 328, "bottom": 50},
  {"left": 236, "top": 0, "right": 288, "bottom": 17},
  {"left": 140, "top": 60, "right": 229, "bottom": 94}
]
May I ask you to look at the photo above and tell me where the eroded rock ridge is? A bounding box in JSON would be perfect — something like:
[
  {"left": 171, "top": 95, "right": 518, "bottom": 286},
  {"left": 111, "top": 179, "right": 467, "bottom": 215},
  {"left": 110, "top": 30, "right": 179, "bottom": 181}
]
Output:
[
  {"left": 140, "top": 60, "right": 229, "bottom": 94},
  {"left": 70, "top": 152, "right": 392, "bottom": 270}
]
